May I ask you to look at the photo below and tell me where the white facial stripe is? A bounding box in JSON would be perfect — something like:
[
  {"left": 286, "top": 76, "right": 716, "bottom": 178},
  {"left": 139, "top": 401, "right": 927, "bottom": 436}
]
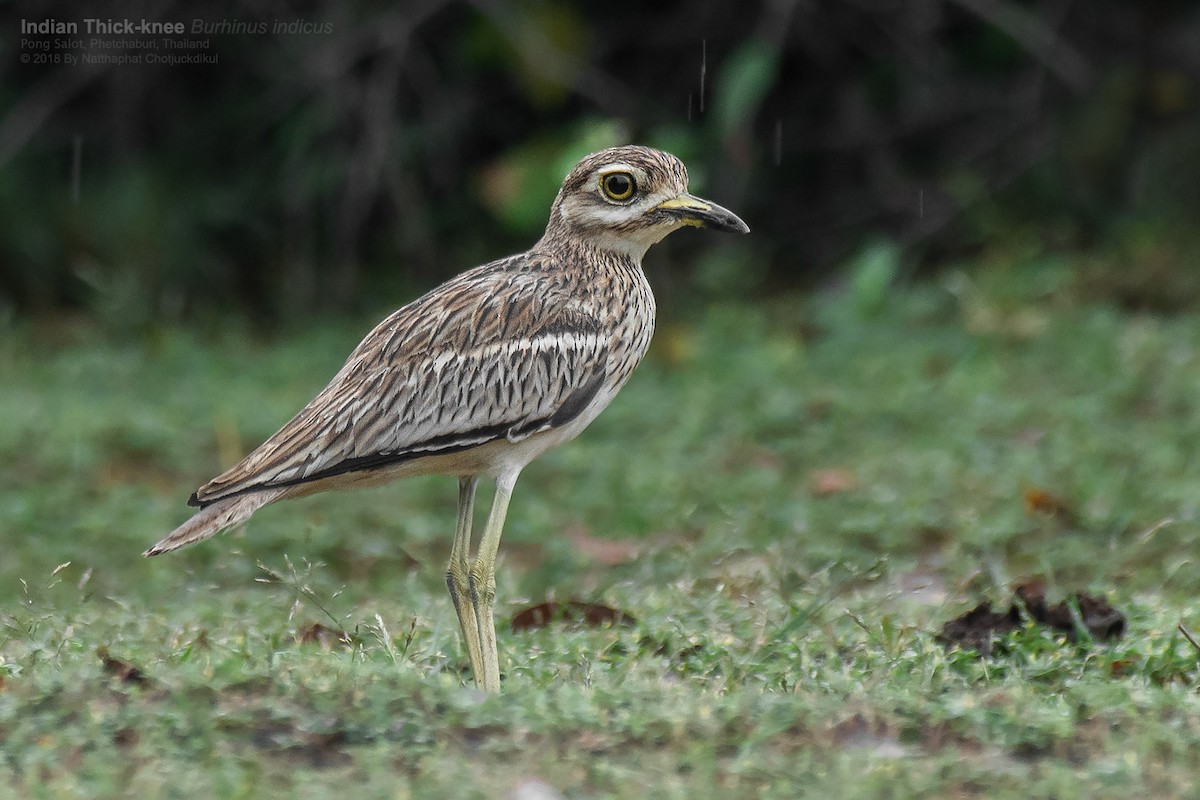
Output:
[{"left": 595, "top": 163, "right": 636, "bottom": 180}]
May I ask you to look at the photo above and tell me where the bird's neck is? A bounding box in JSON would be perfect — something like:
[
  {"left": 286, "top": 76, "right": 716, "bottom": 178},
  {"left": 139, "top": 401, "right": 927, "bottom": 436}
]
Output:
[
  {"left": 527, "top": 229, "right": 655, "bottom": 327},
  {"left": 533, "top": 223, "right": 663, "bottom": 267}
]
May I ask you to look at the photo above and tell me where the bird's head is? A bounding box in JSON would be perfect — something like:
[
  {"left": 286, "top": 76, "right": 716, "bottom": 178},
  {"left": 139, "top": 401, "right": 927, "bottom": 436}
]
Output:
[{"left": 543, "top": 145, "right": 749, "bottom": 259}]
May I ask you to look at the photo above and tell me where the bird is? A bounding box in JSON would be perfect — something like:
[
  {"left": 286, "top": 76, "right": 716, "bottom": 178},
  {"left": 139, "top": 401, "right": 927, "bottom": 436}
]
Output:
[{"left": 145, "top": 145, "right": 749, "bottom": 692}]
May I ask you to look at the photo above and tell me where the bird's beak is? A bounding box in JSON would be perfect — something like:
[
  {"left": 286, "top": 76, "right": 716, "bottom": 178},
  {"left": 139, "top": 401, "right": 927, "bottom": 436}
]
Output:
[{"left": 656, "top": 193, "right": 750, "bottom": 234}]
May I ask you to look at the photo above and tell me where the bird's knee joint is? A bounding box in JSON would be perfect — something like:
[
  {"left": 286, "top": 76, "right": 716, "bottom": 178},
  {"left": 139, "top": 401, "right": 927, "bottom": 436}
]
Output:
[
  {"left": 447, "top": 560, "right": 471, "bottom": 589},
  {"left": 468, "top": 569, "right": 495, "bottom": 605}
]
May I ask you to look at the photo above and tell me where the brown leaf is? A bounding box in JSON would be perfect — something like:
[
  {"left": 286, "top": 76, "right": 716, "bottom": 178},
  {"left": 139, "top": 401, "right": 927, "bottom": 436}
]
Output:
[
  {"left": 511, "top": 601, "right": 637, "bottom": 632},
  {"left": 1011, "top": 578, "right": 1046, "bottom": 595},
  {"left": 298, "top": 623, "right": 350, "bottom": 648},
  {"left": 1068, "top": 593, "right": 1126, "bottom": 640},
  {"left": 937, "top": 600, "right": 1023, "bottom": 656},
  {"left": 1023, "top": 487, "right": 1079, "bottom": 524},
  {"left": 113, "top": 727, "right": 139, "bottom": 748},
  {"left": 805, "top": 398, "right": 833, "bottom": 419},
  {"left": 810, "top": 468, "right": 859, "bottom": 496},
  {"left": 938, "top": 582, "right": 1125, "bottom": 655},
  {"left": 1020, "top": 586, "right": 1124, "bottom": 641},
  {"left": 96, "top": 647, "right": 150, "bottom": 686}
]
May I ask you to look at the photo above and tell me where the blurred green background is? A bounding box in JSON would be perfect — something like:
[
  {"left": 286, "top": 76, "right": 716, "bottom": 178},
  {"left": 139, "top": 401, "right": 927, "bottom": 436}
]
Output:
[
  {"left": 4, "top": 0, "right": 1199, "bottom": 329},
  {"left": 8, "top": 6, "right": 1200, "bottom": 795}
]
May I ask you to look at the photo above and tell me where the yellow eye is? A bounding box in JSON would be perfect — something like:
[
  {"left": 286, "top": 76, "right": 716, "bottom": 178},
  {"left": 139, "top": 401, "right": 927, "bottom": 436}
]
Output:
[{"left": 599, "top": 171, "right": 637, "bottom": 202}]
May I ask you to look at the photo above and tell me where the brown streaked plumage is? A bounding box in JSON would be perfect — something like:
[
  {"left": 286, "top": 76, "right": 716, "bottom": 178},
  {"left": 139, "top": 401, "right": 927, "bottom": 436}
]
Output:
[{"left": 146, "top": 145, "right": 749, "bottom": 691}]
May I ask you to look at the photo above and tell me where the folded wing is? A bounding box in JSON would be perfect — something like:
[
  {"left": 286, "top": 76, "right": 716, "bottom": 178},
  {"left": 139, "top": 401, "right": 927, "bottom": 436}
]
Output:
[{"left": 191, "top": 259, "right": 610, "bottom": 506}]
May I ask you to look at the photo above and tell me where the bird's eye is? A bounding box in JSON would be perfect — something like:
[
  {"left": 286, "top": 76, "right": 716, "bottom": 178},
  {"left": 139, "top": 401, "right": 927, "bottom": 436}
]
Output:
[{"left": 599, "top": 172, "right": 637, "bottom": 203}]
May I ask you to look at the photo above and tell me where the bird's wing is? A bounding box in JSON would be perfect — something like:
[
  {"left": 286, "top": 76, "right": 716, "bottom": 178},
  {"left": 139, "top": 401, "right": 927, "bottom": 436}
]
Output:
[{"left": 191, "top": 260, "right": 610, "bottom": 507}]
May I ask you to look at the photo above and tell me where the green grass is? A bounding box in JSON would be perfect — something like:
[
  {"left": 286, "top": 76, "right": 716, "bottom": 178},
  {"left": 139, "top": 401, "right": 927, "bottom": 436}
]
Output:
[{"left": 4, "top": 263, "right": 1200, "bottom": 798}]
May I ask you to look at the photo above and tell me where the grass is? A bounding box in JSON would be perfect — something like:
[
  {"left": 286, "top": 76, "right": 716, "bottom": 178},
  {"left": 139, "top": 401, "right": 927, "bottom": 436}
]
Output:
[{"left": 4, "top": 261, "right": 1200, "bottom": 798}]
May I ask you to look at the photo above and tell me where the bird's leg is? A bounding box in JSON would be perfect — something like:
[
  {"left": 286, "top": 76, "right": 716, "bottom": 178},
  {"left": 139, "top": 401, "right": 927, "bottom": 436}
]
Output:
[
  {"left": 446, "top": 475, "right": 485, "bottom": 686},
  {"left": 469, "top": 470, "right": 518, "bottom": 693}
]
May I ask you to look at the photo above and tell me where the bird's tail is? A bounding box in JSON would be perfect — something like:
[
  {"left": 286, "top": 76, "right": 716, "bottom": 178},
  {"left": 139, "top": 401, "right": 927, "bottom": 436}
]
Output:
[{"left": 143, "top": 488, "right": 286, "bottom": 557}]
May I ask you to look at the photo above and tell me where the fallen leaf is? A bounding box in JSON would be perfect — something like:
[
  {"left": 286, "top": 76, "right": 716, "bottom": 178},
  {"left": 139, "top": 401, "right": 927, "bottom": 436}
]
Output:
[
  {"left": 1014, "top": 583, "right": 1125, "bottom": 640},
  {"left": 937, "top": 600, "right": 1022, "bottom": 656},
  {"left": 298, "top": 622, "right": 351, "bottom": 648},
  {"left": 805, "top": 397, "right": 833, "bottom": 419},
  {"left": 96, "top": 647, "right": 150, "bottom": 686},
  {"left": 1075, "top": 594, "right": 1127, "bottom": 639},
  {"left": 511, "top": 601, "right": 637, "bottom": 632},
  {"left": 1023, "top": 487, "right": 1079, "bottom": 524},
  {"left": 810, "top": 468, "right": 859, "bottom": 496},
  {"left": 938, "top": 582, "right": 1125, "bottom": 655}
]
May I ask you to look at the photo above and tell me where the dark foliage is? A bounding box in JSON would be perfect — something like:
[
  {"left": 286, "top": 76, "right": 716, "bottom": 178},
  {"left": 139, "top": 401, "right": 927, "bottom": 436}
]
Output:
[{"left": 3, "top": 0, "right": 1198, "bottom": 323}]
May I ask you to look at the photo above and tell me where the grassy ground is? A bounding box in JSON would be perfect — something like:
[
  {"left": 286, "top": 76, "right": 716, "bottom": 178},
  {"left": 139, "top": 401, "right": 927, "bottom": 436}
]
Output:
[{"left": 4, "top": 262, "right": 1200, "bottom": 798}]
